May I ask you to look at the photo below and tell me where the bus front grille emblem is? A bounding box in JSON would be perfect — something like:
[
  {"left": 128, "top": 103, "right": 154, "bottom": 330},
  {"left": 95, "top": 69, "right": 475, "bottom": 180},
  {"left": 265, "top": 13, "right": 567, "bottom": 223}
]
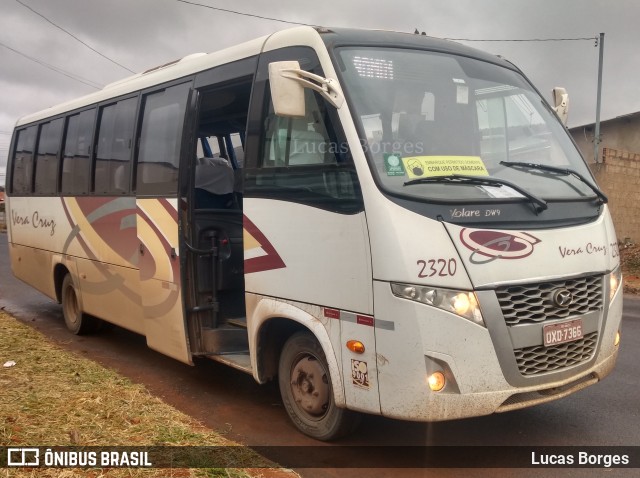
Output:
[{"left": 552, "top": 288, "right": 573, "bottom": 308}]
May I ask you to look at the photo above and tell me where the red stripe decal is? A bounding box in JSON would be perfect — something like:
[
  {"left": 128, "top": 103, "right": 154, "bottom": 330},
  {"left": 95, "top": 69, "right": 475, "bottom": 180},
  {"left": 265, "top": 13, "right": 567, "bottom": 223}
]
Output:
[
  {"left": 356, "top": 315, "right": 375, "bottom": 327},
  {"left": 324, "top": 308, "right": 340, "bottom": 320}
]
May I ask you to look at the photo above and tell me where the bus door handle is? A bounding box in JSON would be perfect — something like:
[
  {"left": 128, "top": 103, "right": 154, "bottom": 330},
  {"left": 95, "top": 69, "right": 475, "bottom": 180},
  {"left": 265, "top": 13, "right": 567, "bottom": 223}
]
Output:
[{"left": 139, "top": 243, "right": 145, "bottom": 256}]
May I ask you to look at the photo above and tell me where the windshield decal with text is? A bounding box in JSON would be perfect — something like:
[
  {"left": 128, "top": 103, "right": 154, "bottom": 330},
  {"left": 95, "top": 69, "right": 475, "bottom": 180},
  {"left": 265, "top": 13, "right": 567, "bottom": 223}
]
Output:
[{"left": 402, "top": 156, "right": 489, "bottom": 179}]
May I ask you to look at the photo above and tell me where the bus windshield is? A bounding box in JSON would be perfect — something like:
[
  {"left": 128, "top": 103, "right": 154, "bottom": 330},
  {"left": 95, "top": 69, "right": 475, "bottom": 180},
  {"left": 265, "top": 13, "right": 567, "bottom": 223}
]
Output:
[{"left": 336, "top": 47, "right": 597, "bottom": 203}]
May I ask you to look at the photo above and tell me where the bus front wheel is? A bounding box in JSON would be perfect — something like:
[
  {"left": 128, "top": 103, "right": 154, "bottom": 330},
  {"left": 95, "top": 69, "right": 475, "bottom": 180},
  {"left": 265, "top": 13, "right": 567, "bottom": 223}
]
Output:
[
  {"left": 61, "top": 274, "right": 100, "bottom": 335},
  {"left": 278, "top": 331, "right": 361, "bottom": 441}
]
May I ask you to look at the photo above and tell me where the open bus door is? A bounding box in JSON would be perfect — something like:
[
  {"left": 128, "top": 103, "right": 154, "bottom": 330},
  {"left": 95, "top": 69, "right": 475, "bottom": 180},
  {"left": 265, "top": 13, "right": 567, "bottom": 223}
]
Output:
[
  {"left": 182, "top": 78, "right": 253, "bottom": 371},
  {"left": 136, "top": 82, "right": 193, "bottom": 364}
]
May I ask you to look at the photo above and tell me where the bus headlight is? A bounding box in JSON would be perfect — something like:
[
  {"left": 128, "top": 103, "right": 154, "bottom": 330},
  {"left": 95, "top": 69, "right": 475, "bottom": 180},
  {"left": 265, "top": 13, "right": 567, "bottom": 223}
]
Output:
[
  {"left": 609, "top": 266, "right": 622, "bottom": 302},
  {"left": 391, "top": 283, "right": 485, "bottom": 327}
]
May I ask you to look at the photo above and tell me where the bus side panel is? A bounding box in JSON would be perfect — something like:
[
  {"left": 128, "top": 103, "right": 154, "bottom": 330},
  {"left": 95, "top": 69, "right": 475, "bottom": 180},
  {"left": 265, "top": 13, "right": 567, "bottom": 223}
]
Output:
[
  {"left": 243, "top": 198, "right": 380, "bottom": 413},
  {"left": 137, "top": 198, "right": 191, "bottom": 364},
  {"left": 63, "top": 197, "right": 139, "bottom": 268},
  {"left": 8, "top": 196, "right": 80, "bottom": 300},
  {"left": 8, "top": 196, "right": 71, "bottom": 251},
  {"left": 63, "top": 197, "right": 144, "bottom": 333},
  {"left": 75, "top": 257, "right": 144, "bottom": 334},
  {"left": 9, "top": 242, "right": 57, "bottom": 300},
  {"left": 243, "top": 199, "right": 373, "bottom": 314}
]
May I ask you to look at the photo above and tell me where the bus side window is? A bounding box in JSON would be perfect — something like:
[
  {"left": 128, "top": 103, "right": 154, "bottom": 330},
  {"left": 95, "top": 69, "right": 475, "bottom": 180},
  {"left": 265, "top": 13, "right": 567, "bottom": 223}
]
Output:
[
  {"left": 255, "top": 88, "right": 362, "bottom": 211},
  {"left": 136, "top": 82, "right": 191, "bottom": 196},
  {"left": 251, "top": 80, "right": 361, "bottom": 212},
  {"left": 61, "top": 109, "right": 95, "bottom": 195},
  {"left": 262, "top": 89, "right": 335, "bottom": 168},
  {"left": 34, "top": 118, "right": 64, "bottom": 195},
  {"left": 10, "top": 125, "right": 38, "bottom": 194},
  {"left": 95, "top": 97, "right": 136, "bottom": 195}
]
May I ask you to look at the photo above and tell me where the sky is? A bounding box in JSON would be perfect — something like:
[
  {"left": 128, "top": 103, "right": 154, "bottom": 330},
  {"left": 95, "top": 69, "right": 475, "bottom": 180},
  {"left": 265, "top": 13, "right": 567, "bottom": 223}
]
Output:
[{"left": 1, "top": 0, "right": 639, "bottom": 186}]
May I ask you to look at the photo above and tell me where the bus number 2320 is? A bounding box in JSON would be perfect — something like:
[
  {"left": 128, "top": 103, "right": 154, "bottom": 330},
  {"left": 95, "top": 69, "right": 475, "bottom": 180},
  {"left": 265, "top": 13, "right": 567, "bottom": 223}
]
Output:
[{"left": 417, "top": 258, "right": 457, "bottom": 278}]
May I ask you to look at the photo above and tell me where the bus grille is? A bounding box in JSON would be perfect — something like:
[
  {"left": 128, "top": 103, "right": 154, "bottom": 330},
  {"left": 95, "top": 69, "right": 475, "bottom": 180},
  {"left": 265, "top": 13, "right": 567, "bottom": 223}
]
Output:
[
  {"left": 514, "top": 332, "right": 598, "bottom": 376},
  {"left": 496, "top": 274, "right": 603, "bottom": 326}
]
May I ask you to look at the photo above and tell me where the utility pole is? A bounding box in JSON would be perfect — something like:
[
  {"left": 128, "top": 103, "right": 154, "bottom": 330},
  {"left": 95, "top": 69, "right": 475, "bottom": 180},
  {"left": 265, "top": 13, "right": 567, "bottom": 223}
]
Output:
[{"left": 594, "top": 33, "right": 604, "bottom": 163}]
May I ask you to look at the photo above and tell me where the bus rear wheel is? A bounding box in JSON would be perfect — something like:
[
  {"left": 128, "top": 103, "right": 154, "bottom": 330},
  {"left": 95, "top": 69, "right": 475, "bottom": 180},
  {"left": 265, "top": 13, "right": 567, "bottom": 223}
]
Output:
[
  {"left": 61, "top": 274, "right": 101, "bottom": 335},
  {"left": 278, "top": 331, "right": 361, "bottom": 441}
]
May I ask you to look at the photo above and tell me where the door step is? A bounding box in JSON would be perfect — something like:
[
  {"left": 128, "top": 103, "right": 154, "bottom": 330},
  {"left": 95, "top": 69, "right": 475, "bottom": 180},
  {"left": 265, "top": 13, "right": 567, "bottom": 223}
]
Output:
[
  {"left": 201, "top": 327, "right": 248, "bottom": 354},
  {"left": 207, "top": 353, "right": 252, "bottom": 374},
  {"left": 227, "top": 317, "right": 247, "bottom": 329}
]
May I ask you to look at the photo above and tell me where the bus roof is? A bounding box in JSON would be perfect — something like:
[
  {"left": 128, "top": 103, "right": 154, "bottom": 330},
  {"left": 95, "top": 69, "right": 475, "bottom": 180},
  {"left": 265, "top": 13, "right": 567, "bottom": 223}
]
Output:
[
  {"left": 16, "top": 26, "right": 512, "bottom": 127},
  {"left": 15, "top": 34, "right": 269, "bottom": 127}
]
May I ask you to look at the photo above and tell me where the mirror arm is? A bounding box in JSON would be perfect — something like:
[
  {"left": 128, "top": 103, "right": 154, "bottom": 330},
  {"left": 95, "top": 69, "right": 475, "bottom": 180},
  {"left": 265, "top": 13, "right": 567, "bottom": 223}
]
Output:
[{"left": 281, "top": 69, "right": 345, "bottom": 109}]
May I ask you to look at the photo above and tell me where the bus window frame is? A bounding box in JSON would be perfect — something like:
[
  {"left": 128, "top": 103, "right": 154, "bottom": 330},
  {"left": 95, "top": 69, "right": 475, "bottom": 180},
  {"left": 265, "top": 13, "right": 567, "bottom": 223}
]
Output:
[
  {"left": 91, "top": 92, "right": 141, "bottom": 197},
  {"left": 243, "top": 46, "right": 363, "bottom": 215},
  {"left": 8, "top": 124, "right": 39, "bottom": 196},
  {"left": 33, "top": 117, "right": 65, "bottom": 196},
  {"left": 60, "top": 106, "right": 99, "bottom": 196},
  {"left": 133, "top": 78, "right": 195, "bottom": 198}
]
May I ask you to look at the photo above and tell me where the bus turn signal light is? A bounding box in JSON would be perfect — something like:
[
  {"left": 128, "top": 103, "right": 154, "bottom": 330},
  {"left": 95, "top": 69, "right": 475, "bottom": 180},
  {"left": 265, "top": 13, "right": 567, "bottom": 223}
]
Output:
[
  {"left": 615, "top": 331, "right": 620, "bottom": 346},
  {"left": 347, "top": 340, "right": 365, "bottom": 354},
  {"left": 428, "top": 371, "right": 446, "bottom": 392}
]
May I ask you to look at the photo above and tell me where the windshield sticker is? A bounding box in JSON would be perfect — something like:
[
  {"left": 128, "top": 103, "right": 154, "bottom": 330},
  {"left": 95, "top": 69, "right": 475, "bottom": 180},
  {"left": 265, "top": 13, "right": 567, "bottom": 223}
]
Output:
[
  {"left": 460, "top": 228, "right": 541, "bottom": 264},
  {"left": 402, "top": 156, "right": 489, "bottom": 179},
  {"left": 456, "top": 85, "right": 469, "bottom": 104},
  {"left": 452, "top": 79, "right": 468, "bottom": 104},
  {"left": 480, "top": 185, "right": 525, "bottom": 199},
  {"left": 383, "top": 153, "right": 406, "bottom": 176}
]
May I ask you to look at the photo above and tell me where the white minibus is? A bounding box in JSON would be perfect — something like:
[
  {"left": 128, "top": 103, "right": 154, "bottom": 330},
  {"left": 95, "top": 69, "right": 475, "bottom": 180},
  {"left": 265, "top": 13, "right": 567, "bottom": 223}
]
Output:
[{"left": 6, "top": 26, "right": 622, "bottom": 440}]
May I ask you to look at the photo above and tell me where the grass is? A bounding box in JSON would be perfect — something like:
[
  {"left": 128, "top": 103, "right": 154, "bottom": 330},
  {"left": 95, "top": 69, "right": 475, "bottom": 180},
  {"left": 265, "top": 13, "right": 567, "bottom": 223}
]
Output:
[{"left": 0, "top": 311, "right": 292, "bottom": 478}]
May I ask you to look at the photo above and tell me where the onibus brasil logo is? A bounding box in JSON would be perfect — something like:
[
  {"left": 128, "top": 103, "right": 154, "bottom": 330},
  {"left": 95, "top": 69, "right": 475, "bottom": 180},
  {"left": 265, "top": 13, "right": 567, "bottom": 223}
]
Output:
[{"left": 459, "top": 228, "right": 541, "bottom": 264}]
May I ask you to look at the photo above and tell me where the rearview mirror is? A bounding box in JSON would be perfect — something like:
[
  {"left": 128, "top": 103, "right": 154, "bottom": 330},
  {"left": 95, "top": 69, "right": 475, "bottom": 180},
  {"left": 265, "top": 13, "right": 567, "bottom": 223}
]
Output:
[
  {"left": 552, "top": 87, "right": 569, "bottom": 125},
  {"left": 269, "top": 61, "right": 306, "bottom": 117}
]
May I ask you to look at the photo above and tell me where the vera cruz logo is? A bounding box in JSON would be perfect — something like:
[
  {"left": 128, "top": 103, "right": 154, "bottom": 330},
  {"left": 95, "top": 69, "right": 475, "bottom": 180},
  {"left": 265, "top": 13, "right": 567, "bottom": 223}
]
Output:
[{"left": 460, "top": 228, "right": 541, "bottom": 264}]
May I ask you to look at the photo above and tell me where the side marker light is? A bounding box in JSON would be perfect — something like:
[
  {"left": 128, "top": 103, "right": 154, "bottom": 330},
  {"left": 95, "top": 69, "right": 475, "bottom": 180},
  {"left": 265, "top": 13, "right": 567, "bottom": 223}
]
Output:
[
  {"left": 347, "top": 340, "right": 365, "bottom": 354},
  {"left": 428, "top": 371, "right": 446, "bottom": 392}
]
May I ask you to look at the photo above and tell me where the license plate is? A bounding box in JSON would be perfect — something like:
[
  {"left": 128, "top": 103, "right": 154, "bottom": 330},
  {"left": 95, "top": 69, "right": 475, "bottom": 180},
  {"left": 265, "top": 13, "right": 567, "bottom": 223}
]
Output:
[{"left": 543, "top": 319, "right": 583, "bottom": 346}]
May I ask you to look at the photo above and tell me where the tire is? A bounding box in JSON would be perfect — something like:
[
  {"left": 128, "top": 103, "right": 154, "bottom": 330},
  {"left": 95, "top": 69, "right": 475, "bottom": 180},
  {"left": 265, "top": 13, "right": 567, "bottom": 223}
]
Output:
[
  {"left": 278, "top": 331, "right": 361, "bottom": 441},
  {"left": 61, "top": 274, "right": 101, "bottom": 335}
]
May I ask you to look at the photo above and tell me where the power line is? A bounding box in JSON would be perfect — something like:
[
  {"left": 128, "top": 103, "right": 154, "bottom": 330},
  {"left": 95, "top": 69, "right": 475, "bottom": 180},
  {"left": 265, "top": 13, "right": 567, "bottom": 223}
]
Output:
[
  {"left": 0, "top": 40, "right": 103, "bottom": 89},
  {"left": 176, "top": 0, "right": 317, "bottom": 26},
  {"left": 176, "top": 2, "right": 598, "bottom": 45},
  {"left": 15, "top": 0, "right": 136, "bottom": 74}
]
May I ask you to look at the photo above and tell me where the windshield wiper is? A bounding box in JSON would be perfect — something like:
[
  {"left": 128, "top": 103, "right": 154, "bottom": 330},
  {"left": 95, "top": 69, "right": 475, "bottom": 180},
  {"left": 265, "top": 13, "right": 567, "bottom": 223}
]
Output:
[
  {"left": 500, "top": 161, "right": 608, "bottom": 203},
  {"left": 404, "top": 174, "right": 548, "bottom": 212}
]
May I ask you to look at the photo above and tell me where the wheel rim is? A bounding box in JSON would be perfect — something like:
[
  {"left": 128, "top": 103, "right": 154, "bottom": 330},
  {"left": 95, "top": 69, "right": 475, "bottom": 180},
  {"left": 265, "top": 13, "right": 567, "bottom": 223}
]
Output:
[
  {"left": 289, "top": 354, "right": 331, "bottom": 419},
  {"left": 63, "top": 284, "right": 79, "bottom": 327}
]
